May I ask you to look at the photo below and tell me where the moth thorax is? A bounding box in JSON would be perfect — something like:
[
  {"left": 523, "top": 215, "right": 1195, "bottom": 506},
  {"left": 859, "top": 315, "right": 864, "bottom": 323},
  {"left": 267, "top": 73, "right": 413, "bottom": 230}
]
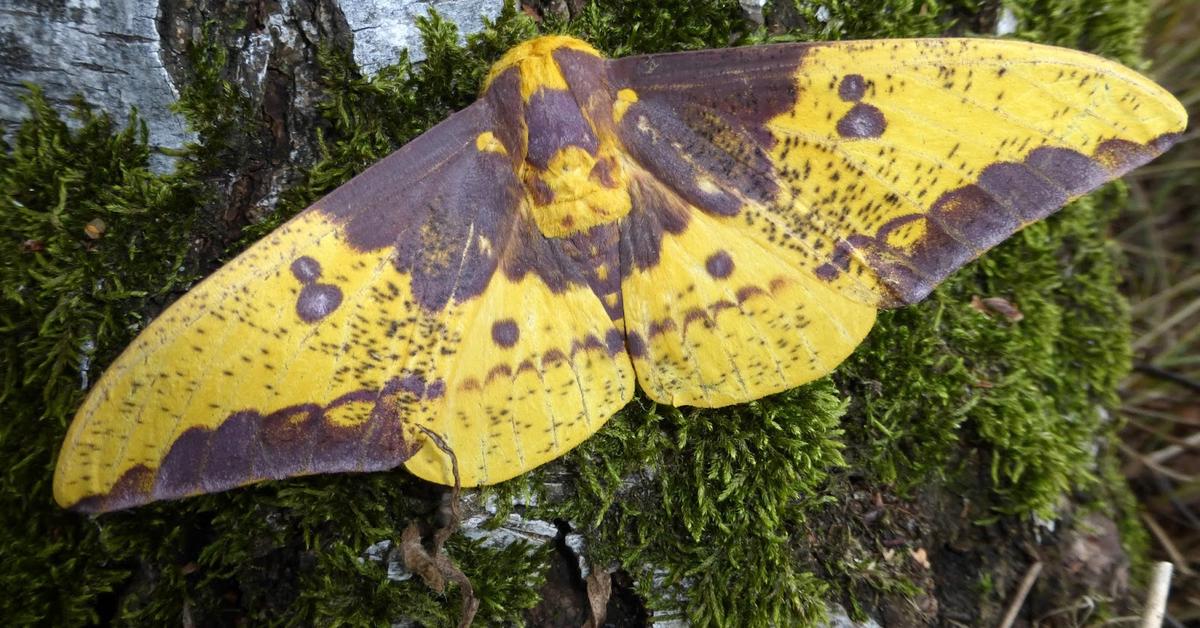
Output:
[
  {"left": 517, "top": 85, "right": 630, "bottom": 238},
  {"left": 523, "top": 145, "right": 630, "bottom": 238}
]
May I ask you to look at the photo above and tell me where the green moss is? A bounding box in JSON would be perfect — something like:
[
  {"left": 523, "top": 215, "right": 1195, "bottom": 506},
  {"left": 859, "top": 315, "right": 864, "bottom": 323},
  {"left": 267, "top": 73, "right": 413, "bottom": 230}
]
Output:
[
  {"left": 1008, "top": 0, "right": 1148, "bottom": 66},
  {"left": 0, "top": 88, "right": 202, "bottom": 624},
  {"left": 840, "top": 191, "right": 1132, "bottom": 518},
  {"left": 524, "top": 383, "right": 847, "bottom": 624},
  {"left": 170, "top": 21, "right": 260, "bottom": 176},
  {"left": 554, "top": 1, "right": 743, "bottom": 55},
  {"left": 778, "top": 0, "right": 972, "bottom": 40},
  {"left": 0, "top": 0, "right": 1156, "bottom": 625},
  {"left": 1090, "top": 445, "right": 1153, "bottom": 584}
]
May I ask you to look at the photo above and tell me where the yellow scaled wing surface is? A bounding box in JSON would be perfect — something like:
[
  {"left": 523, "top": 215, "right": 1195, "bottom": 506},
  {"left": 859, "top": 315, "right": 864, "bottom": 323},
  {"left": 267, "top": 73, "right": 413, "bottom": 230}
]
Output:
[{"left": 55, "top": 35, "right": 1185, "bottom": 512}]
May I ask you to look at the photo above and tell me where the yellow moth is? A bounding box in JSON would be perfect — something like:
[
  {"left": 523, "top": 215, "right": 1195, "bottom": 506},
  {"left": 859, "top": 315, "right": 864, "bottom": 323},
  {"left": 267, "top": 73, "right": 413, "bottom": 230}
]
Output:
[{"left": 54, "top": 36, "right": 1186, "bottom": 512}]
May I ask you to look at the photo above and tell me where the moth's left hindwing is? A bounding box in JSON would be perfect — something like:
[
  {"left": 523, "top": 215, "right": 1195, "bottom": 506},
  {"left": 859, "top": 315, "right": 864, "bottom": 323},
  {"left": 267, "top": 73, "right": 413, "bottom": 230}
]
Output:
[{"left": 53, "top": 100, "right": 634, "bottom": 512}]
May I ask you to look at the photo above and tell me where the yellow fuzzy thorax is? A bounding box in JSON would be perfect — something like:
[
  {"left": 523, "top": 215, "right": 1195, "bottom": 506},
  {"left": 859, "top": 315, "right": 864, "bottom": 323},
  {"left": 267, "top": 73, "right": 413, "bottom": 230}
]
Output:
[
  {"left": 483, "top": 35, "right": 604, "bottom": 101},
  {"left": 525, "top": 144, "right": 632, "bottom": 238}
]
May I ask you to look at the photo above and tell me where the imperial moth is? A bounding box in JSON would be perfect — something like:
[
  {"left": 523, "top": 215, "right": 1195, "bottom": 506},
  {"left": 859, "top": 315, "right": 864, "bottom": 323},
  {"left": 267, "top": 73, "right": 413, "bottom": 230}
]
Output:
[{"left": 53, "top": 36, "right": 1186, "bottom": 513}]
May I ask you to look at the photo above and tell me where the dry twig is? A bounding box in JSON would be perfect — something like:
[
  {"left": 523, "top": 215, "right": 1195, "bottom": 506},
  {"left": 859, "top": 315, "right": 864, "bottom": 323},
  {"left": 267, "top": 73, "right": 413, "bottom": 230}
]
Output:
[
  {"left": 400, "top": 427, "right": 479, "bottom": 628},
  {"left": 998, "top": 561, "right": 1043, "bottom": 628},
  {"left": 1141, "top": 562, "right": 1173, "bottom": 628}
]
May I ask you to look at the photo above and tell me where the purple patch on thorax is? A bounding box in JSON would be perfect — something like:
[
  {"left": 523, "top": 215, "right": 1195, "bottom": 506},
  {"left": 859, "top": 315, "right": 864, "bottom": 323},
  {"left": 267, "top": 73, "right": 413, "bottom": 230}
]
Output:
[
  {"left": 553, "top": 48, "right": 612, "bottom": 132},
  {"left": 590, "top": 158, "right": 618, "bottom": 187},
  {"left": 524, "top": 88, "right": 598, "bottom": 169}
]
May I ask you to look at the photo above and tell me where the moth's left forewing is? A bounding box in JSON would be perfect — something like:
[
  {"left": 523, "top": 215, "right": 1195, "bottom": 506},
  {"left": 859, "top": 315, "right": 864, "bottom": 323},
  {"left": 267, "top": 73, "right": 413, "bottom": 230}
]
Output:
[
  {"left": 612, "top": 38, "right": 1185, "bottom": 309},
  {"left": 761, "top": 38, "right": 1184, "bottom": 305},
  {"left": 54, "top": 208, "right": 414, "bottom": 512},
  {"left": 52, "top": 103, "right": 504, "bottom": 511},
  {"left": 605, "top": 38, "right": 1184, "bottom": 407}
]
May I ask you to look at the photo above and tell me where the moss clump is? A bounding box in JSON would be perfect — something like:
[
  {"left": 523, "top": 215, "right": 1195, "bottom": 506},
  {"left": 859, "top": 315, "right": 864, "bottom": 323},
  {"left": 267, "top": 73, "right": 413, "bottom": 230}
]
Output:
[
  {"left": 0, "top": 0, "right": 1156, "bottom": 625},
  {"left": 521, "top": 382, "right": 848, "bottom": 624},
  {"left": 1008, "top": 0, "right": 1148, "bottom": 66},
  {"left": 840, "top": 190, "right": 1131, "bottom": 517},
  {"left": 170, "top": 21, "right": 262, "bottom": 182},
  {"left": 0, "top": 88, "right": 202, "bottom": 624}
]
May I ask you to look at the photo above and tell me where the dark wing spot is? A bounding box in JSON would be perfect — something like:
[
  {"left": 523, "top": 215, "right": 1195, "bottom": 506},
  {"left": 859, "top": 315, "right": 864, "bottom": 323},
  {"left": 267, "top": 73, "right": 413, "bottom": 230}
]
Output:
[
  {"left": 491, "top": 319, "right": 520, "bottom": 348},
  {"left": 296, "top": 283, "right": 343, "bottom": 323},
  {"left": 705, "top": 250, "right": 734, "bottom": 279},
  {"left": 290, "top": 256, "right": 322, "bottom": 283},
  {"left": 836, "top": 103, "right": 886, "bottom": 139},
  {"left": 838, "top": 74, "right": 867, "bottom": 102}
]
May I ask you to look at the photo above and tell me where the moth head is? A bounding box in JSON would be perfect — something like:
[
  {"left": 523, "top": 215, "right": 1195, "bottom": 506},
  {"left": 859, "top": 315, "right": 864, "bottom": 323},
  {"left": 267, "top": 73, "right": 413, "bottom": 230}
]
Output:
[
  {"left": 480, "top": 36, "right": 631, "bottom": 238},
  {"left": 483, "top": 35, "right": 604, "bottom": 102}
]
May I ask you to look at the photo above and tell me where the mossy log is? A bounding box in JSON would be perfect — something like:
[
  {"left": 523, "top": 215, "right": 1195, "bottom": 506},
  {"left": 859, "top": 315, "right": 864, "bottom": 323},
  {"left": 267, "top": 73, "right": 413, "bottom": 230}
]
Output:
[{"left": 0, "top": 0, "right": 1158, "bottom": 625}]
